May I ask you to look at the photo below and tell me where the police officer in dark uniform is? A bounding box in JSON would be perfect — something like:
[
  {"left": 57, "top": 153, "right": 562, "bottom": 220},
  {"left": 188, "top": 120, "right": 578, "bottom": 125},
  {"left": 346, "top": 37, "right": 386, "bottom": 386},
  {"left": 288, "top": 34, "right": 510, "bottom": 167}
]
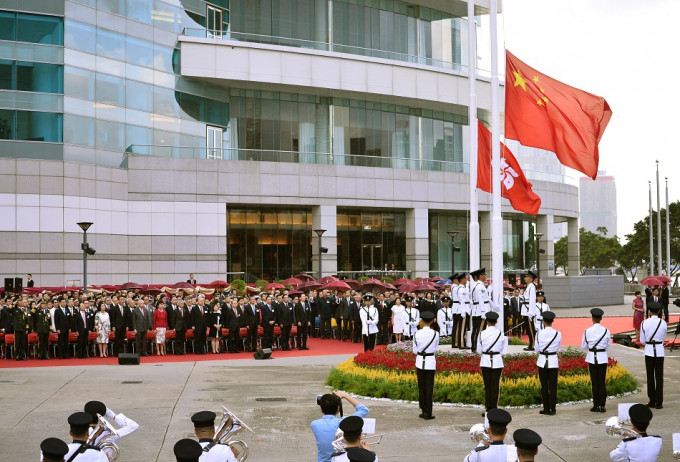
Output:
[
  {"left": 35, "top": 300, "right": 52, "bottom": 359},
  {"left": 12, "top": 300, "right": 30, "bottom": 360}
]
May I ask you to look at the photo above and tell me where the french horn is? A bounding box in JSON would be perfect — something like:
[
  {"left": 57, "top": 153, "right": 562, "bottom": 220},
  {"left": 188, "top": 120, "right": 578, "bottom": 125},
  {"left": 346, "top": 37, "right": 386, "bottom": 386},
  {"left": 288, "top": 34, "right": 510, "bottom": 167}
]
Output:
[
  {"left": 331, "top": 428, "right": 383, "bottom": 452},
  {"left": 214, "top": 406, "right": 254, "bottom": 462},
  {"left": 88, "top": 413, "right": 120, "bottom": 461},
  {"left": 468, "top": 423, "right": 518, "bottom": 462},
  {"left": 605, "top": 416, "right": 640, "bottom": 439}
]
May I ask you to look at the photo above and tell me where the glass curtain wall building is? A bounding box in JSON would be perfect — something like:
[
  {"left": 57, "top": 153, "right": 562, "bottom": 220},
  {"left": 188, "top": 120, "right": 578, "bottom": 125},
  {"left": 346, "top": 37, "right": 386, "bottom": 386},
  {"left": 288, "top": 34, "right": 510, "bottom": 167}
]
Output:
[{"left": 0, "top": 0, "right": 580, "bottom": 285}]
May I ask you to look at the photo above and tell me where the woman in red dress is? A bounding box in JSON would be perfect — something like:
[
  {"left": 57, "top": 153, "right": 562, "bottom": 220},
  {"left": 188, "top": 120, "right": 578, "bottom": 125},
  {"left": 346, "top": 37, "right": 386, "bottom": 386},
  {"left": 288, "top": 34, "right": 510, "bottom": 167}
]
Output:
[
  {"left": 153, "top": 302, "right": 168, "bottom": 355},
  {"left": 632, "top": 290, "right": 644, "bottom": 339}
]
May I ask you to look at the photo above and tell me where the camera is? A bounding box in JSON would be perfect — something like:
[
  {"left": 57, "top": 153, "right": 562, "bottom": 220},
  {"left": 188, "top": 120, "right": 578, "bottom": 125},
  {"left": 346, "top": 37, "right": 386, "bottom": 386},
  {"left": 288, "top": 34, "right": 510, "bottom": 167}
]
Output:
[{"left": 673, "top": 298, "right": 680, "bottom": 307}]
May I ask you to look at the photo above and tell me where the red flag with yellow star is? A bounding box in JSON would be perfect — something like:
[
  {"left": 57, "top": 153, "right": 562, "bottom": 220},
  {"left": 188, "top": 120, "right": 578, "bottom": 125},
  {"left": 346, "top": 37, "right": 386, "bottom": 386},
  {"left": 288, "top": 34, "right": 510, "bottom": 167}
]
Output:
[
  {"left": 477, "top": 121, "right": 541, "bottom": 215},
  {"left": 505, "top": 51, "right": 612, "bottom": 179}
]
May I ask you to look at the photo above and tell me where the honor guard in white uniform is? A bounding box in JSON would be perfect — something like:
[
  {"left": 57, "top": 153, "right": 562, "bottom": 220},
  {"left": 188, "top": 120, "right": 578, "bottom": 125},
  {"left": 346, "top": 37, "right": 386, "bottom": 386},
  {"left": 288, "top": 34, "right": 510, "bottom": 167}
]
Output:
[
  {"left": 609, "top": 404, "right": 662, "bottom": 462},
  {"left": 174, "top": 438, "right": 203, "bottom": 462},
  {"left": 456, "top": 274, "right": 470, "bottom": 349},
  {"left": 413, "top": 311, "right": 439, "bottom": 420},
  {"left": 331, "top": 416, "right": 379, "bottom": 462},
  {"left": 476, "top": 312, "right": 507, "bottom": 413},
  {"left": 469, "top": 268, "right": 487, "bottom": 353},
  {"left": 438, "top": 296, "right": 454, "bottom": 338},
  {"left": 402, "top": 296, "right": 420, "bottom": 340},
  {"left": 534, "top": 291, "right": 551, "bottom": 332},
  {"left": 359, "top": 294, "right": 379, "bottom": 352},
  {"left": 513, "top": 428, "right": 542, "bottom": 462},
  {"left": 40, "top": 437, "right": 69, "bottom": 462},
  {"left": 521, "top": 271, "right": 537, "bottom": 350},
  {"left": 639, "top": 302, "right": 667, "bottom": 409},
  {"left": 534, "top": 311, "right": 561, "bottom": 415},
  {"left": 463, "top": 408, "right": 513, "bottom": 462},
  {"left": 60, "top": 412, "right": 108, "bottom": 462},
  {"left": 191, "top": 411, "right": 239, "bottom": 462},
  {"left": 84, "top": 400, "right": 139, "bottom": 448},
  {"left": 581, "top": 308, "right": 610, "bottom": 413}
]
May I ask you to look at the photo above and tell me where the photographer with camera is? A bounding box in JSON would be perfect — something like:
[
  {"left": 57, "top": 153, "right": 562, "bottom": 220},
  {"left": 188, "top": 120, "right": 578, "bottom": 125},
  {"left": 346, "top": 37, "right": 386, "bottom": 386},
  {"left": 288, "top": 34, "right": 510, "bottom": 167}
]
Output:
[{"left": 311, "top": 391, "right": 369, "bottom": 462}]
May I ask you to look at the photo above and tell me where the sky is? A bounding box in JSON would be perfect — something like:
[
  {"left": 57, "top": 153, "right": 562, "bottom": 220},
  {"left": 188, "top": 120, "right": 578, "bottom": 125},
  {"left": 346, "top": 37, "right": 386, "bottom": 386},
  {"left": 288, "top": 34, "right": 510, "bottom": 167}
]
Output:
[{"left": 501, "top": 0, "right": 679, "bottom": 240}]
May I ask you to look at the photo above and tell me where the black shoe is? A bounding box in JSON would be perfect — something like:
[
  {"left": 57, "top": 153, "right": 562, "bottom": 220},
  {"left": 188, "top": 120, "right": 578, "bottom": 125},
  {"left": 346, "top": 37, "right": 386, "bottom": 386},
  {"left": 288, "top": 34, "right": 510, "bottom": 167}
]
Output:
[
  {"left": 142, "top": 353, "right": 149, "bottom": 357},
  {"left": 590, "top": 407, "right": 600, "bottom": 412},
  {"left": 646, "top": 402, "right": 656, "bottom": 408},
  {"left": 656, "top": 404, "right": 663, "bottom": 409},
  {"left": 548, "top": 410, "right": 556, "bottom": 415},
  {"left": 423, "top": 415, "right": 435, "bottom": 420},
  {"left": 599, "top": 407, "right": 606, "bottom": 413},
  {"left": 539, "top": 409, "right": 547, "bottom": 415},
  {"left": 523, "top": 347, "right": 532, "bottom": 351},
  {"left": 418, "top": 413, "right": 425, "bottom": 419}
]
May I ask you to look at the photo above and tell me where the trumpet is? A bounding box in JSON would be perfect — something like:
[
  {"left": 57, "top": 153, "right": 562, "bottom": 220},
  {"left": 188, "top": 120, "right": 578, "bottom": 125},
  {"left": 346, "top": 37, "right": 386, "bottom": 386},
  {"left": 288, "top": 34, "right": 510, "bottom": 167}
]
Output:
[
  {"left": 605, "top": 416, "right": 641, "bottom": 439},
  {"left": 468, "top": 423, "right": 518, "bottom": 462},
  {"left": 214, "top": 406, "right": 254, "bottom": 462},
  {"left": 88, "top": 414, "right": 120, "bottom": 461},
  {"left": 331, "top": 428, "right": 383, "bottom": 452}
]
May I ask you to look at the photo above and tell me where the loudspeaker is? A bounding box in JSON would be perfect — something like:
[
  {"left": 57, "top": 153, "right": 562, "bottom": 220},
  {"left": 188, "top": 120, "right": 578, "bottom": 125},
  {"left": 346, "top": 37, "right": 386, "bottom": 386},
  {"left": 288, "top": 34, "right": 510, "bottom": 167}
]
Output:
[
  {"left": 4, "top": 278, "right": 13, "bottom": 293},
  {"left": 612, "top": 333, "right": 634, "bottom": 347},
  {"left": 14, "top": 277, "right": 22, "bottom": 292},
  {"left": 253, "top": 348, "right": 272, "bottom": 360},
  {"left": 118, "top": 353, "right": 140, "bottom": 365}
]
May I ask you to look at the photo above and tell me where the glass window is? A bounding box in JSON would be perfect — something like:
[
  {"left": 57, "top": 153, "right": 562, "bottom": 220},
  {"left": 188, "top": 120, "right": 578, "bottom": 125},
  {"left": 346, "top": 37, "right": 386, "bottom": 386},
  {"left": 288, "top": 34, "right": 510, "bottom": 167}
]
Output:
[
  {"left": 153, "top": 86, "right": 178, "bottom": 117},
  {"left": 98, "top": 0, "right": 125, "bottom": 16},
  {"left": 153, "top": 43, "right": 174, "bottom": 72},
  {"left": 17, "top": 14, "right": 63, "bottom": 46},
  {"left": 127, "top": 0, "right": 152, "bottom": 24},
  {"left": 125, "top": 124, "right": 152, "bottom": 150},
  {"left": 0, "top": 109, "right": 13, "bottom": 139},
  {"left": 95, "top": 73, "right": 124, "bottom": 107},
  {"left": 65, "top": 20, "right": 96, "bottom": 54},
  {"left": 153, "top": 0, "right": 180, "bottom": 32},
  {"left": 64, "top": 67, "right": 95, "bottom": 100},
  {"left": 64, "top": 114, "right": 94, "bottom": 146},
  {"left": 126, "top": 36, "right": 154, "bottom": 67},
  {"left": 16, "top": 111, "right": 62, "bottom": 142},
  {"left": 96, "top": 119, "right": 124, "bottom": 150},
  {"left": 0, "top": 11, "right": 15, "bottom": 42},
  {"left": 125, "top": 79, "right": 153, "bottom": 112},
  {"left": 0, "top": 60, "right": 13, "bottom": 90},
  {"left": 96, "top": 28, "right": 125, "bottom": 61},
  {"left": 16, "top": 62, "right": 62, "bottom": 93}
]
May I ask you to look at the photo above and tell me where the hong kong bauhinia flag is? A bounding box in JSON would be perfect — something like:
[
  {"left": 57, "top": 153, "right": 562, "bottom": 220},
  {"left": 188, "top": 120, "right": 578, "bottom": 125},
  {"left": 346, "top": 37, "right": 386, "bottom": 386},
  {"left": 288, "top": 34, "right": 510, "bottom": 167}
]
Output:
[
  {"left": 477, "top": 121, "right": 541, "bottom": 215},
  {"left": 505, "top": 51, "right": 612, "bottom": 180}
]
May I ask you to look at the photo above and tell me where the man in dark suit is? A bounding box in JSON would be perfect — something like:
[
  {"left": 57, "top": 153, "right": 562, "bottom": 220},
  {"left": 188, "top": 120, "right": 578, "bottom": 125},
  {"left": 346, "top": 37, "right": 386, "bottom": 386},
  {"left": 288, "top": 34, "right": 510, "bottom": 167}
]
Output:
[
  {"left": 173, "top": 299, "right": 190, "bottom": 354},
  {"left": 510, "top": 289, "right": 522, "bottom": 337},
  {"left": 110, "top": 295, "right": 130, "bottom": 357},
  {"left": 375, "top": 293, "right": 391, "bottom": 345},
  {"left": 35, "top": 300, "right": 51, "bottom": 359},
  {"left": 277, "top": 295, "right": 294, "bottom": 350},
  {"left": 132, "top": 299, "right": 152, "bottom": 356},
  {"left": 54, "top": 298, "right": 71, "bottom": 359},
  {"left": 242, "top": 296, "right": 260, "bottom": 352},
  {"left": 317, "top": 290, "right": 334, "bottom": 339},
  {"left": 350, "top": 294, "right": 362, "bottom": 343},
  {"left": 647, "top": 287, "right": 661, "bottom": 318},
  {"left": 187, "top": 273, "right": 197, "bottom": 284},
  {"left": 192, "top": 296, "right": 209, "bottom": 354},
  {"left": 26, "top": 274, "right": 34, "bottom": 287},
  {"left": 165, "top": 295, "right": 178, "bottom": 331},
  {"left": 74, "top": 301, "right": 93, "bottom": 358},
  {"left": 11, "top": 300, "right": 29, "bottom": 360},
  {"left": 337, "top": 291, "right": 352, "bottom": 341},
  {"left": 307, "top": 290, "right": 318, "bottom": 337},
  {"left": 661, "top": 282, "right": 670, "bottom": 322},
  {"left": 224, "top": 299, "right": 242, "bottom": 353},
  {"left": 260, "top": 295, "right": 276, "bottom": 349},
  {"left": 294, "top": 293, "right": 311, "bottom": 350}
]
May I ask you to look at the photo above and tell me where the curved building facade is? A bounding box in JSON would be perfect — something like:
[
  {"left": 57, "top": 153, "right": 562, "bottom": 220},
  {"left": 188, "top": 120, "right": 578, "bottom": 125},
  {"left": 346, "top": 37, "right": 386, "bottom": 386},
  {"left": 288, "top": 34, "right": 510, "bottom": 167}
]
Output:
[{"left": 0, "top": 0, "right": 579, "bottom": 286}]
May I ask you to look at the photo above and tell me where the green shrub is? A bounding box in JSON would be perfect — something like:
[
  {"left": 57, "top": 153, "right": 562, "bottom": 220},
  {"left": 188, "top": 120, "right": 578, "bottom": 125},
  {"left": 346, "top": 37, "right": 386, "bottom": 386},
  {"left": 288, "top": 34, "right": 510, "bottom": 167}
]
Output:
[
  {"left": 230, "top": 279, "right": 247, "bottom": 296},
  {"left": 381, "top": 277, "right": 395, "bottom": 284},
  {"left": 255, "top": 279, "right": 269, "bottom": 291}
]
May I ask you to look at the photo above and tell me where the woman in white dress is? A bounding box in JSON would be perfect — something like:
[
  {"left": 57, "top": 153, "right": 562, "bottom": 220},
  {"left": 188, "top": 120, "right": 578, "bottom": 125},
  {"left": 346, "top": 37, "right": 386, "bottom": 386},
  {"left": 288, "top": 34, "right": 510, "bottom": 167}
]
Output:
[
  {"left": 391, "top": 297, "right": 406, "bottom": 343},
  {"left": 95, "top": 302, "right": 110, "bottom": 358}
]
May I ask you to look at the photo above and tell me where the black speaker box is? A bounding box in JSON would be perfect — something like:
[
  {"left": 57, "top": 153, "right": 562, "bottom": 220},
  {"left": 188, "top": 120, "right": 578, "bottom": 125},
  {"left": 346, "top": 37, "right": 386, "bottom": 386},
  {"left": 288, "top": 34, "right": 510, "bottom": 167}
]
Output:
[
  {"left": 4, "top": 278, "right": 13, "bottom": 293},
  {"left": 14, "top": 277, "right": 22, "bottom": 292},
  {"left": 253, "top": 348, "right": 272, "bottom": 360},
  {"left": 118, "top": 353, "right": 140, "bottom": 365}
]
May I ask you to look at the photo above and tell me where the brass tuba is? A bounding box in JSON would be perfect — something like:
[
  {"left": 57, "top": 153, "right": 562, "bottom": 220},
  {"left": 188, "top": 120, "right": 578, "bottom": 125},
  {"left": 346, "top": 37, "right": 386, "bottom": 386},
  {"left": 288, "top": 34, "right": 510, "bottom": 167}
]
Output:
[
  {"left": 87, "top": 413, "right": 120, "bottom": 461},
  {"left": 605, "top": 416, "right": 640, "bottom": 439},
  {"left": 468, "top": 423, "right": 518, "bottom": 462},
  {"left": 214, "top": 406, "right": 254, "bottom": 462},
  {"left": 331, "top": 428, "right": 383, "bottom": 452}
]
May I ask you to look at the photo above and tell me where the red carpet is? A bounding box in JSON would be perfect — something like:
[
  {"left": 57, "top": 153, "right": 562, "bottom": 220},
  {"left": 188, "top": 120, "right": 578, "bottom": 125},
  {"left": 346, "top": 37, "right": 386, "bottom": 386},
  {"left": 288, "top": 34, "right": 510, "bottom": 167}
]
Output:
[{"left": 0, "top": 337, "right": 363, "bottom": 369}]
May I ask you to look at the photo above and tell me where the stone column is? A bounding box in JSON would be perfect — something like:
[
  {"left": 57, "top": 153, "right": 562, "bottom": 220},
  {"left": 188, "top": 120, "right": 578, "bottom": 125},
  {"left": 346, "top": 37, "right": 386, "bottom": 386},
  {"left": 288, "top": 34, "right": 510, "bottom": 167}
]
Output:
[
  {"left": 567, "top": 217, "right": 580, "bottom": 276},
  {"left": 405, "top": 208, "right": 429, "bottom": 279},
  {"left": 536, "top": 214, "right": 555, "bottom": 277},
  {"left": 312, "top": 205, "right": 337, "bottom": 278},
  {"left": 479, "top": 211, "right": 491, "bottom": 272}
]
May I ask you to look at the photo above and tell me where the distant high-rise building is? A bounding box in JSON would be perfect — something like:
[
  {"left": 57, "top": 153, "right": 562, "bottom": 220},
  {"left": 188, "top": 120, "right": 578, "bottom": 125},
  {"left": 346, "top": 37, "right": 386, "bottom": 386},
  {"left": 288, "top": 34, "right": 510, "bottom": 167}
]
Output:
[{"left": 580, "top": 171, "right": 618, "bottom": 237}]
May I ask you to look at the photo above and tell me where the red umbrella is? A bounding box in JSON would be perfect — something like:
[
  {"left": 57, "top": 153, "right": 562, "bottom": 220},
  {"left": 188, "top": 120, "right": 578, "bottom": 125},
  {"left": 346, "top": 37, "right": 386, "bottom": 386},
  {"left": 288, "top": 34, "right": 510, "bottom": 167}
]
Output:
[
  {"left": 208, "top": 280, "right": 230, "bottom": 289},
  {"left": 342, "top": 279, "right": 360, "bottom": 289},
  {"left": 382, "top": 283, "right": 397, "bottom": 291},
  {"left": 358, "top": 278, "right": 386, "bottom": 294},
  {"left": 503, "top": 283, "right": 513, "bottom": 290},
  {"left": 319, "top": 276, "right": 339, "bottom": 284},
  {"left": 397, "top": 283, "right": 419, "bottom": 294},
  {"left": 120, "top": 282, "right": 142, "bottom": 290},
  {"left": 641, "top": 277, "right": 664, "bottom": 286},
  {"left": 414, "top": 282, "right": 437, "bottom": 292},
  {"left": 173, "top": 282, "right": 194, "bottom": 289},
  {"left": 294, "top": 273, "right": 316, "bottom": 281},
  {"left": 393, "top": 278, "right": 412, "bottom": 286},
  {"left": 298, "top": 281, "right": 322, "bottom": 291},
  {"left": 266, "top": 282, "right": 286, "bottom": 290},
  {"left": 283, "top": 277, "right": 303, "bottom": 285},
  {"left": 429, "top": 277, "right": 444, "bottom": 282},
  {"left": 322, "top": 280, "right": 351, "bottom": 291},
  {"left": 288, "top": 290, "right": 303, "bottom": 298}
]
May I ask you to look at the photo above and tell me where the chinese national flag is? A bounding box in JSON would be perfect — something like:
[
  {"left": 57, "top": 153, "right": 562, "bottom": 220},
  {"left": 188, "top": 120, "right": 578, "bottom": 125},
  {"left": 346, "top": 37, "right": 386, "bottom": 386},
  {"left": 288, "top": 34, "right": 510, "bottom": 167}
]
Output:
[
  {"left": 505, "top": 51, "right": 612, "bottom": 179},
  {"left": 477, "top": 121, "right": 541, "bottom": 215}
]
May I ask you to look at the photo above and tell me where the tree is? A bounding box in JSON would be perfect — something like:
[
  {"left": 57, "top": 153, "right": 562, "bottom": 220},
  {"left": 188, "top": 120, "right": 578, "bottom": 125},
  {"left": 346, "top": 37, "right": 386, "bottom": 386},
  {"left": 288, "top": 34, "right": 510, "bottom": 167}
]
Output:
[
  {"left": 579, "top": 227, "right": 621, "bottom": 273},
  {"left": 554, "top": 236, "right": 567, "bottom": 274}
]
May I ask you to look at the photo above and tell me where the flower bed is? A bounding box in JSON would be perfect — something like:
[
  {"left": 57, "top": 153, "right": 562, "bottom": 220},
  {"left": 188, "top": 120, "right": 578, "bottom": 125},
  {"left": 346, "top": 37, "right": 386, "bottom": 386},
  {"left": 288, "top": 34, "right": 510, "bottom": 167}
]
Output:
[{"left": 326, "top": 344, "right": 638, "bottom": 407}]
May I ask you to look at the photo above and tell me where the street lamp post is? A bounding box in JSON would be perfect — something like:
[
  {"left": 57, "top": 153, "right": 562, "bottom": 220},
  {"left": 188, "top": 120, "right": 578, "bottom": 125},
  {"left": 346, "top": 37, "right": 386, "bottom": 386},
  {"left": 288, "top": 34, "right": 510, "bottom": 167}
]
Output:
[
  {"left": 77, "top": 222, "right": 95, "bottom": 294},
  {"left": 535, "top": 232, "right": 543, "bottom": 289},
  {"left": 313, "top": 229, "right": 326, "bottom": 279},
  {"left": 447, "top": 231, "right": 459, "bottom": 277}
]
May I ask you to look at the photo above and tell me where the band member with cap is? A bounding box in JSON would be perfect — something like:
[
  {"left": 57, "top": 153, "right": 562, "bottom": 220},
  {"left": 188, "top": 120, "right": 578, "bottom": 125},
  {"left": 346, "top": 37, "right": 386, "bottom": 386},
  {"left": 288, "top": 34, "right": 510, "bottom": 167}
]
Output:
[
  {"left": 581, "top": 308, "right": 611, "bottom": 413},
  {"left": 469, "top": 268, "right": 487, "bottom": 351},
  {"left": 513, "top": 428, "right": 542, "bottom": 462},
  {"left": 331, "top": 416, "right": 379, "bottom": 462},
  {"left": 61, "top": 412, "right": 108, "bottom": 461},
  {"left": 190, "top": 410, "right": 239, "bottom": 462},
  {"left": 521, "top": 271, "right": 537, "bottom": 351},
  {"left": 476, "top": 311, "right": 507, "bottom": 413},
  {"left": 402, "top": 296, "right": 419, "bottom": 341},
  {"left": 609, "top": 403, "right": 662, "bottom": 461},
  {"left": 83, "top": 400, "right": 139, "bottom": 447},
  {"left": 359, "top": 294, "right": 379, "bottom": 352},
  {"left": 437, "top": 295, "right": 454, "bottom": 339},
  {"left": 40, "top": 437, "right": 69, "bottom": 462},
  {"left": 640, "top": 302, "right": 667, "bottom": 409},
  {"left": 449, "top": 274, "right": 461, "bottom": 347},
  {"left": 455, "top": 273, "right": 470, "bottom": 349},
  {"left": 174, "top": 439, "right": 204, "bottom": 462},
  {"left": 534, "top": 311, "right": 561, "bottom": 415},
  {"left": 413, "top": 311, "right": 439, "bottom": 420},
  {"left": 534, "top": 291, "right": 550, "bottom": 332},
  {"left": 463, "top": 408, "right": 513, "bottom": 462}
]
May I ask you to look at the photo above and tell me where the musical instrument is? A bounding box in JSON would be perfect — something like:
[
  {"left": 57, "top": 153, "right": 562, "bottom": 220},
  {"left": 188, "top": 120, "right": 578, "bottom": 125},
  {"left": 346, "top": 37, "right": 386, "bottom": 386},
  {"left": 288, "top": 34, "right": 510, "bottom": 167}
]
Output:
[
  {"left": 468, "top": 423, "right": 518, "bottom": 462},
  {"left": 214, "top": 406, "right": 254, "bottom": 462},
  {"left": 605, "top": 416, "right": 640, "bottom": 439},
  {"left": 88, "top": 414, "right": 120, "bottom": 461},
  {"left": 331, "top": 428, "right": 383, "bottom": 451}
]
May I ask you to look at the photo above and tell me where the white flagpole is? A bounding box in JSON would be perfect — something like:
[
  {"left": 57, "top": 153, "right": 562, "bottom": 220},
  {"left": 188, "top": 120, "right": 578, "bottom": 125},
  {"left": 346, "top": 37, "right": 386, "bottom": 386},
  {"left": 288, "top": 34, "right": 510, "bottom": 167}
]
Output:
[
  {"left": 656, "top": 161, "right": 663, "bottom": 275},
  {"left": 489, "top": 0, "right": 503, "bottom": 332},
  {"left": 649, "top": 181, "right": 654, "bottom": 275},
  {"left": 468, "top": 0, "right": 479, "bottom": 274},
  {"left": 666, "top": 177, "right": 670, "bottom": 277}
]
